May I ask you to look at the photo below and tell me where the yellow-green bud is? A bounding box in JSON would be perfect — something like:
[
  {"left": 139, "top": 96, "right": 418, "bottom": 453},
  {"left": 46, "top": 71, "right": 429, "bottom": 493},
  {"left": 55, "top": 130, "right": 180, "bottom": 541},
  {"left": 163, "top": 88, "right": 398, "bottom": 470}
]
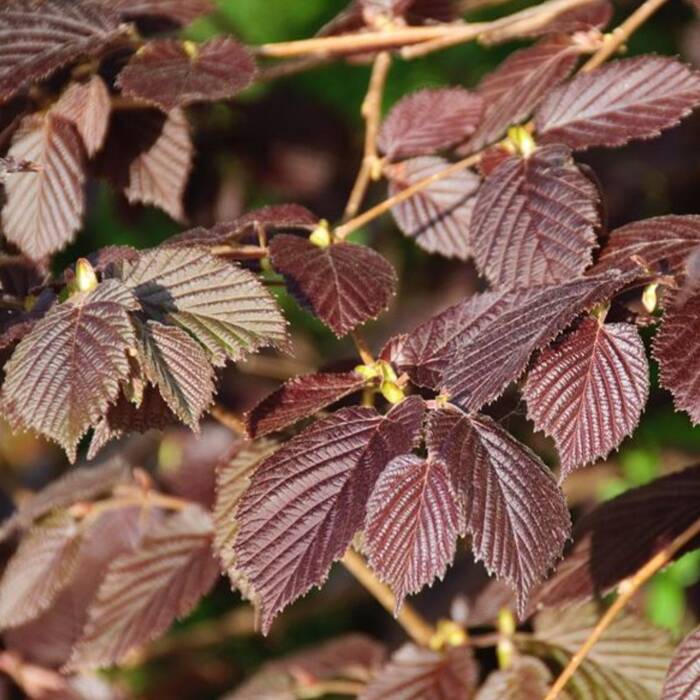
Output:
[
  {"left": 380, "top": 380, "right": 405, "bottom": 405},
  {"left": 182, "top": 40, "right": 199, "bottom": 60},
  {"left": 73, "top": 258, "right": 98, "bottom": 293},
  {"left": 642, "top": 282, "right": 659, "bottom": 314},
  {"left": 355, "top": 363, "right": 380, "bottom": 381},
  {"left": 309, "top": 221, "right": 332, "bottom": 248},
  {"left": 507, "top": 125, "right": 536, "bottom": 158}
]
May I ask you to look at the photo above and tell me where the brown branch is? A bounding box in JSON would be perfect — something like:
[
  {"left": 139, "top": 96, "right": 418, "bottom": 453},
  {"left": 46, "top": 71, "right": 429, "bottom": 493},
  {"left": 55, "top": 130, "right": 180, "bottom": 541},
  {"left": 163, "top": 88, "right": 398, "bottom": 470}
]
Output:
[
  {"left": 296, "top": 680, "right": 366, "bottom": 699},
  {"left": 543, "top": 515, "right": 700, "bottom": 700},
  {"left": 210, "top": 403, "right": 247, "bottom": 436},
  {"left": 580, "top": 0, "right": 672, "bottom": 72},
  {"left": 351, "top": 330, "right": 376, "bottom": 366},
  {"left": 344, "top": 51, "right": 392, "bottom": 220},
  {"left": 341, "top": 549, "right": 435, "bottom": 646}
]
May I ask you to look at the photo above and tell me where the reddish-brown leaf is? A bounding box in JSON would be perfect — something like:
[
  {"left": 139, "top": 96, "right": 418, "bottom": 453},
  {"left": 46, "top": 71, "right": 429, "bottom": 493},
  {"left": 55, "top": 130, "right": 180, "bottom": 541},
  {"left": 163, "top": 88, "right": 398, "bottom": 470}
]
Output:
[
  {"left": 67, "top": 506, "right": 219, "bottom": 671},
  {"left": 525, "top": 318, "right": 649, "bottom": 477},
  {"left": 533, "top": 464, "right": 700, "bottom": 609},
  {"left": 232, "top": 397, "right": 425, "bottom": 633},
  {"left": 442, "top": 272, "right": 626, "bottom": 413},
  {"left": 471, "top": 144, "right": 599, "bottom": 288},
  {"left": 387, "top": 157, "right": 479, "bottom": 261},
  {"left": 53, "top": 76, "right": 111, "bottom": 157},
  {"left": 270, "top": 235, "right": 397, "bottom": 337},
  {"left": 467, "top": 36, "right": 580, "bottom": 152},
  {"left": 662, "top": 625, "right": 700, "bottom": 700},
  {"left": 428, "top": 407, "right": 570, "bottom": 615},
  {"left": 111, "top": 0, "right": 214, "bottom": 24},
  {"left": 117, "top": 38, "right": 256, "bottom": 113},
  {"left": 378, "top": 88, "right": 483, "bottom": 161},
  {"left": 593, "top": 215, "right": 700, "bottom": 277},
  {"left": 536, "top": 56, "right": 700, "bottom": 151},
  {"left": 245, "top": 371, "right": 366, "bottom": 438},
  {"left": 475, "top": 657, "right": 554, "bottom": 700},
  {"left": 360, "top": 643, "right": 477, "bottom": 700},
  {"left": 523, "top": 0, "right": 612, "bottom": 37},
  {"left": 2, "top": 113, "right": 86, "bottom": 259},
  {"left": 364, "top": 454, "right": 462, "bottom": 612},
  {"left": 2, "top": 280, "right": 138, "bottom": 461},
  {"left": 123, "top": 108, "right": 193, "bottom": 222},
  {"left": 654, "top": 291, "right": 700, "bottom": 424},
  {"left": 0, "top": 0, "right": 122, "bottom": 104}
]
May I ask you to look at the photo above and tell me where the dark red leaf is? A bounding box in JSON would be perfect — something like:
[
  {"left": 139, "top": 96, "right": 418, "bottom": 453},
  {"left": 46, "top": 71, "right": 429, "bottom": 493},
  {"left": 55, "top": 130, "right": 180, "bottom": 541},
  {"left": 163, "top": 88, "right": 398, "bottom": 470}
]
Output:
[
  {"left": 662, "top": 625, "right": 700, "bottom": 700},
  {"left": 471, "top": 144, "right": 599, "bottom": 288},
  {"left": 111, "top": 0, "right": 214, "bottom": 24},
  {"left": 536, "top": 56, "right": 700, "bottom": 151},
  {"left": 270, "top": 234, "right": 397, "bottom": 337},
  {"left": 378, "top": 88, "right": 483, "bottom": 161},
  {"left": 117, "top": 38, "right": 256, "bottom": 113},
  {"left": 654, "top": 291, "right": 700, "bottom": 424},
  {"left": 245, "top": 371, "right": 366, "bottom": 439},
  {"left": 441, "top": 272, "right": 626, "bottom": 413},
  {"left": 533, "top": 464, "right": 700, "bottom": 609},
  {"left": 0, "top": 0, "right": 122, "bottom": 104},
  {"left": 360, "top": 643, "right": 477, "bottom": 700},
  {"left": 364, "top": 454, "right": 462, "bottom": 612},
  {"left": 232, "top": 397, "right": 425, "bottom": 633},
  {"left": 475, "top": 657, "right": 554, "bottom": 700},
  {"left": 428, "top": 407, "right": 570, "bottom": 615},
  {"left": 387, "top": 157, "right": 479, "bottom": 261},
  {"left": 2, "top": 113, "right": 86, "bottom": 259},
  {"left": 523, "top": 0, "right": 612, "bottom": 37},
  {"left": 593, "top": 215, "right": 700, "bottom": 277},
  {"left": 467, "top": 36, "right": 580, "bottom": 152},
  {"left": 53, "top": 76, "right": 111, "bottom": 158},
  {"left": 525, "top": 318, "right": 649, "bottom": 477}
]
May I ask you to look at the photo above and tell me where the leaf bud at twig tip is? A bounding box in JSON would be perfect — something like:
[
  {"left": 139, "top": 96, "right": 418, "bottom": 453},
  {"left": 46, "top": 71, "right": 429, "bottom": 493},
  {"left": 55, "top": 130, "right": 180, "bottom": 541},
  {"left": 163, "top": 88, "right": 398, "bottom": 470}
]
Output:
[
  {"left": 309, "top": 220, "right": 332, "bottom": 248},
  {"left": 507, "top": 126, "right": 536, "bottom": 158},
  {"left": 73, "top": 258, "right": 98, "bottom": 293},
  {"left": 642, "top": 282, "right": 659, "bottom": 314},
  {"left": 182, "top": 40, "right": 199, "bottom": 59},
  {"left": 380, "top": 380, "right": 405, "bottom": 405}
]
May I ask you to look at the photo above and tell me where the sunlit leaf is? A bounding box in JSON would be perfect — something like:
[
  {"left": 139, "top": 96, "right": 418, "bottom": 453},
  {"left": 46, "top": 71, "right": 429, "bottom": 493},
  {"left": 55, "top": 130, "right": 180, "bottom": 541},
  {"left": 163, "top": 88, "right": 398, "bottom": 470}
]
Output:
[
  {"left": 117, "top": 38, "right": 256, "bottom": 112},
  {"left": 476, "top": 657, "right": 554, "bottom": 700},
  {"left": 536, "top": 57, "right": 700, "bottom": 150},
  {"left": 2, "top": 113, "right": 86, "bottom": 259},
  {"left": 662, "top": 625, "right": 700, "bottom": 700},
  {"left": 232, "top": 397, "right": 425, "bottom": 633},
  {"left": 270, "top": 235, "right": 397, "bottom": 337},
  {"left": 471, "top": 144, "right": 599, "bottom": 287},
  {"left": 525, "top": 318, "right": 649, "bottom": 477},
  {"left": 387, "top": 157, "right": 479, "bottom": 261}
]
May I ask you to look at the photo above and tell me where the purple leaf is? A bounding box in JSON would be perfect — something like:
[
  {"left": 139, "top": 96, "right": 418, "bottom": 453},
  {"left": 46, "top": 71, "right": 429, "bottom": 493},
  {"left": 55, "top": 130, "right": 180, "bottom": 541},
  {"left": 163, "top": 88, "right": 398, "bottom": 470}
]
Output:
[
  {"left": 387, "top": 156, "right": 479, "bottom": 261},
  {"left": 471, "top": 144, "right": 600, "bottom": 288},
  {"left": 536, "top": 56, "right": 700, "bottom": 151},
  {"left": 232, "top": 397, "right": 425, "bottom": 634},
  {"left": 111, "top": 0, "right": 215, "bottom": 24},
  {"left": 525, "top": 318, "right": 649, "bottom": 478},
  {"left": 427, "top": 407, "right": 570, "bottom": 615},
  {"left": 475, "top": 657, "right": 554, "bottom": 700},
  {"left": 270, "top": 234, "right": 397, "bottom": 337},
  {"left": 245, "top": 371, "right": 367, "bottom": 438},
  {"left": 523, "top": 0, "right": 612, "bottom": 37},
  {"left": 378, "top": 88, "right": 483, "bottom": 161},
  {"left": 364, "top": 454, "right": 462, "bottom": 612},
  {"left": 662, "top": 625, "right": 700, "bottom": 700}
]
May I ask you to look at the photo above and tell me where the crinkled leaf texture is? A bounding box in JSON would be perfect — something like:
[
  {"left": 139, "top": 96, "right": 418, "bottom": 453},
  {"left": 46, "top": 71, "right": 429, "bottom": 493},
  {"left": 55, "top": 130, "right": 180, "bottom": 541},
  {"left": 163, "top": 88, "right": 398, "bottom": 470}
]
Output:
[
  {"left": 662, "top": 625, "right": 700, "bottom": 700},
  {"left": 111, "top": 0, "right": 214, "bottom": 24},
  {"left": 270, "top": 234, "right": 397, "bottom": 337},
  {"left": 123, "top": 108, "right": 193, "bottom": 222},
  {"left": 3, "top": 113, "right": 86, "bottom": 259},
  {"left": 654, "top": 291, "right": 700, "bottom": 424},
  {"left": 121, "top": 246, "right": 287, "bottom": 366},
  {"left": 0, "top": 512, "right": 82, "bottom": 629},
  {"left": 525, "top": 318, "right": 649, "bottom": 478},
  {"left": 475, "top": 657, "right": 554, "bottom": 700},
  {"left": 378, "top": 88, "right": 483, "bottom": 161},
  {"left": 245, "top": 371, "right": 366, "bottom": 438},
  {"left": 467, "top": 36, "right": 579, "bottom": 152},
  {"left": 529, "top": 603, "right": 673, "bottom": 699},
  {"left": 232, "top": 397, "right": 425, "bottom": 634},
  {"left": 524, "top": 0, "right": 612, "bottom": 37},
  {"left": 364, "top": 454, "right": 462, "bottom": 613},
  {"left": 471, "top": 144, "right": 599, "bottom": 288},
  {"left": 594, "top": 215, "right": 700, "bottom": 276},
  {"left": 67, "top": 506, "right": 219, "bottom": 671},
  {"left": 0, "top": 0, "right": 122, "bottom": 103},
  {"left": 360, "top": 643, "right": 477, "bottom": 700},
  {"left": 2, "top": 280, "right": 138, "bottom": 461},
  {"left": 441, "top": 272, "right": 627, "bottom": 412},
  {"left": 387, "top": 157, "right": 479, "bottom": 261},
  {"left": 117, "top": 37, "right": 256, "bottom": 112},
  {"left": 428, "top": 407, "right": 570, "bottom": 616},
  {"left": 536, "top": 56, "right": 700, "bottom": 151},
  {"left": 533, "top": 464, "right": 700, "bottom": 609},
  {"left": 53, "top": 76, "right": 111, "bottom": 157}
]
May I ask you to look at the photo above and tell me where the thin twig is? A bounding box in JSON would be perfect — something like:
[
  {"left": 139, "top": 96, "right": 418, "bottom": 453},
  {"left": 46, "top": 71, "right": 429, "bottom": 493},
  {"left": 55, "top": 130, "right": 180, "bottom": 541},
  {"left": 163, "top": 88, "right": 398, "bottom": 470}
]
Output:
[
  {"left": 580, "top": 0, "right": 672, "bottom": 72},
  {"left": 351, "top": 330, "right": 376, "bottom": 366},
  {"left": 341, "top": 549, "right": 435, "bottom": 646},
  {"left": 344, "top": 51, "right": 392, "bottom": 220},
  {"left": 210, "top": 403, "right": 247, "bottom": 436},
  {"left": 296, "top": 679, "right": 366, "bottom": 699},
  {"left": 543, "top": 515, "right": 700, "bottom": 700},
  {"left": 335, "top": 152, "right": 482, "bottom": 240}
]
